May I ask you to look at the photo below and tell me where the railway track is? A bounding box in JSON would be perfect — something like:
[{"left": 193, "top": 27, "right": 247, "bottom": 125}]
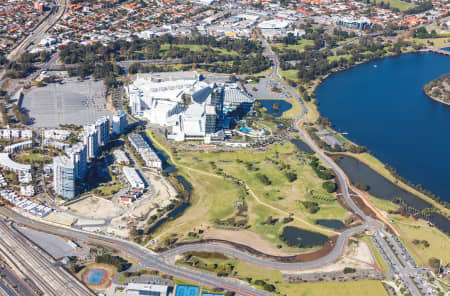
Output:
[{"left": 0, "top": 221, "right": 93, "bottom": 296}]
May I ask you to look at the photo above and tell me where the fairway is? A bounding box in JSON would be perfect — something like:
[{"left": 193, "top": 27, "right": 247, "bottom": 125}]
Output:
[{"left": 147, "top": 130, "right": 349, "bottom": 253}]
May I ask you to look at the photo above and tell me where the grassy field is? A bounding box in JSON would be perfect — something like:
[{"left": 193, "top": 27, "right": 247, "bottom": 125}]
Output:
[
  {"left": 281, "top": 69, "right": 298, "bottom": 81},
  {"left": 271, "top": 39, "right": 315, "bottom": 53},
  {"left": 146, "top": 130, "right": 348, "bottom": 250},
  {"left": 160, "top": 44, "right": 238, "bottom": 56},
  {"left": 409, "top": 37, "right": 450, "bottom": 48},
  {"left": 391, "top": 215, "right": 450, "bottom": 266},
  {"left": 327, "top": 54, "right": 352, "bottom": 62},
  {"left": 278, "top": 280, "right": 388, "bottom": 296},
  {"left": 178, "top": 254, "right": 387, "bottom": 296},
  {"left": 174, "top": 141, "right": 345, "bottom": 226},
  {"left": 383, "top": 0, "right": 415, "bottom": 11}
]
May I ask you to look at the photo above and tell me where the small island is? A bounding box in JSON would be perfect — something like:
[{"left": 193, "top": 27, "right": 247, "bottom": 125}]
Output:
[{"left": 423, "top": 73, "right": 450, "bottom": 105}]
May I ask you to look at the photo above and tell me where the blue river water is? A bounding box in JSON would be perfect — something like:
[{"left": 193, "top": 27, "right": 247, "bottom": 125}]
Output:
[{"left": 316, "top": 52, "right": 450, "bottom": 202}]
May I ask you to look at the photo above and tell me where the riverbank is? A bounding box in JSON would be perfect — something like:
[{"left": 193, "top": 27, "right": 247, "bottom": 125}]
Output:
[
  {"left": 423, "top": 73, "right": 450, "bottom": 106},
  {"left": 305, "top": 53, "right": 446, "bottom": 208},
  {"left": 305, "top": 50, "right": 450, "bottom": 213}
]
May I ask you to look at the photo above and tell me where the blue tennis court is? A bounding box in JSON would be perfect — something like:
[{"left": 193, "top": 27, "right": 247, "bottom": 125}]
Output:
[
  {"left": 175, "top": 285, "right": 200, "bottom": 296},
  {"left": 87, "top": 270, "right": 104, "bottom": 284}
]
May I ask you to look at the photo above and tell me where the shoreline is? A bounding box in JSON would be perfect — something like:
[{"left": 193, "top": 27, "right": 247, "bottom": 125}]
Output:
[
  {"left": 425, "top": 93, "right": 450, "bottom": 106},
  {"left": 305, "top": 49, "right": 450, "bottom": 216}
]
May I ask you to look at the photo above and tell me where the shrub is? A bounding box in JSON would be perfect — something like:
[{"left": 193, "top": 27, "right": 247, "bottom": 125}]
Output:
[
  {"left": 343, "top": 267, "right": 356, "bottom": 274},
  {"left": 256, "top": 173, "right": 271, "bottom": 185}
]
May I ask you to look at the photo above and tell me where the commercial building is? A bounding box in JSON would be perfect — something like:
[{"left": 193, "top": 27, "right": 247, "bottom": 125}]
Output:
[
  {"left": 337, "top": 16, "right": 372, "bottom": 30},
  {"left": 112, "top": 110, "right": 127, "bottom": 135},
  {"left": 53, "top": 156, "right": 76, "bottom": 199},
  {"left": 66, "top": 143, "right": 88, "bottom": 179},
  {"left": 128, "top": 134, "right": 162, "bottom": 170},
  {"left": 0, "top": 153, "right": 31, "bottom": 173},
  {"left": 125, "top": 283, "right": 168, "bottom": 296},
  {"left": 82, "top": 125, "right": 99, "bottom": 159},
  {"left": 127, "top": 72, "right": 254, "bottom": 143},
  {"left": 95, "top": 116, "right": 110, "bottom": 146},
  {"left": 122, "top": 166, "right": 146, "bottom": 189}
]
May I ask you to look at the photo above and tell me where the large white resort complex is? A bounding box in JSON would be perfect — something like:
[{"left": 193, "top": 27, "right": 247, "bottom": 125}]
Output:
[{"left": 126, "top": 71, "right": 254, "bottom": 142}]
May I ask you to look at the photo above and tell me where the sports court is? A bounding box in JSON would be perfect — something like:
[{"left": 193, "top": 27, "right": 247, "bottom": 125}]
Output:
[
  {"left": 175, "top": 285, "right": 200, "bottom": 296},
  {"left": 87, "top": 269, "right": 104, "bottom": 284}
]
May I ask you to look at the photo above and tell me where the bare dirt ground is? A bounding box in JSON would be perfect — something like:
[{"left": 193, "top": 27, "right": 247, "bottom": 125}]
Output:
[
  {"left": 67, "top": 196, "right": 122, "bottom": 219},
  {"left": 345, "top": 240, "right": 374, "bottom": 265},
  {"left": 203, "top": 228, "right": 301, "bottom": 256},
  {"left": 282, "top": 240, "right": 374, "bottom": 274}
]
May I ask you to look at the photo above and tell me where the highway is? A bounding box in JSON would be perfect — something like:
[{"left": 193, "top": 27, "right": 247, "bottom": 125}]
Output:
[
  {"left": 0, "top": 207, "right": 272, "bottom": 296},
  {"left": 6, "top": 0, "right": 67, "bottom": 62}
]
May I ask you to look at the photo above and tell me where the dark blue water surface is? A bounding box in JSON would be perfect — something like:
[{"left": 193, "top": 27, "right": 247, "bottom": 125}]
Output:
[
  {"left": 257, "top": 99, "right": 292, "bottom": 117},
  {"left": 316, "top": 52, "right": 450, "bottom": 202}
]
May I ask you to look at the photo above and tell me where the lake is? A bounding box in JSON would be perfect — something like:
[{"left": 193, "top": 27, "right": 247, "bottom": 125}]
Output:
[
  {"left": 316, "top": 52, "right": 450, "bottom": 202},
  {"left": 257, "top": 99, "right": 292, "bottom": 117}
]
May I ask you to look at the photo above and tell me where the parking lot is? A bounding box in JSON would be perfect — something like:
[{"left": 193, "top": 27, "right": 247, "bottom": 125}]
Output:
[
  {"left": 21, "top": 79, "right": 111, "bottom": 127},
  {"left": 245, "top": 78, "right": 290, "bottom": 99}
]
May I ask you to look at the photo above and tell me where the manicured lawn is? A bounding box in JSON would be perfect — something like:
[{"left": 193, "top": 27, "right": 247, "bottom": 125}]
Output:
[
  {"left": 281, "top": 69, "right": 298, "bottom": 81},
  {"left": 271, "top": 39, "right": 315, "bottom": 52},
  {"left": 383, "top": 0, "right": 415, "bottom": 11},
  {"left": 146, "top": 130, "right": 346, "bottom": 248}
]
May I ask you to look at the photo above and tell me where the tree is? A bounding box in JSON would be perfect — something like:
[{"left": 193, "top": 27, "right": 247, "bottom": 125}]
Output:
[{"left": 322, "top": 181, "right": 337, "bottom": 193}]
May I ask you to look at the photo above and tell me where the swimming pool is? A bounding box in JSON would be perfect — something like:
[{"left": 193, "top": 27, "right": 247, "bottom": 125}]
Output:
[{"left": 175, "top": 285, "right": 200, "bottom": 296}]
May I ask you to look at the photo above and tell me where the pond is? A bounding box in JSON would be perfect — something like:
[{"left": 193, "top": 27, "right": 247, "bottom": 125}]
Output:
[
  {"left": 336, "top": 155, "right": 450, "bottom": 234},
  {"left": 280, "top": 226, "right": 329, "bottom": 248},
  {"left": 315, "top": 219, "right": 345, "bottom": 229},
  {"left": 257, "top": 99, "right": 292, "bottom": 117},
  {"left": 291, "top": 139, "right": 314, "bottom": 154}
]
